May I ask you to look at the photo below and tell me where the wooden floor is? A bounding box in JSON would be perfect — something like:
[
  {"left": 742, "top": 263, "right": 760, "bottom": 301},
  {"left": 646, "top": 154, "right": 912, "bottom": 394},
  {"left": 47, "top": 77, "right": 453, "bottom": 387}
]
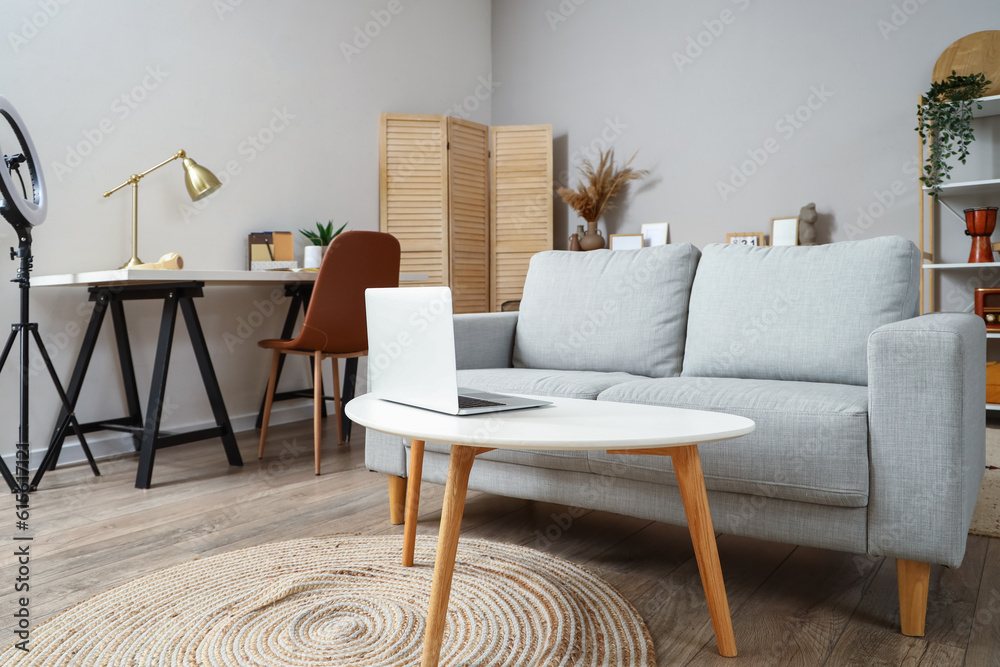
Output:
[{"left": 6, "top": 417, "right": 1000, "bottom": 666}]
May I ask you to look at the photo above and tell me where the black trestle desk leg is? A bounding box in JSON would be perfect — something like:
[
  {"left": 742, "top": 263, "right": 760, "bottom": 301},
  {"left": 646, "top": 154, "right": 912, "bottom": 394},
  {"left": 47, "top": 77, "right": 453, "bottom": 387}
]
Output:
[
  {"left": 136, "top": 293, "right": 179, "bottom": 489},
  {"left": 341, "top": 357, "right": 358, "bottom": 441},
  {"left": 110, "top": 299, "right": 143, "bottom": 451},
  {"left": 255, "top": 291, "right": 300, "bottom": 429},
  {"left": 300, "top": 288, "right": 327, "bottom": 420},
  {"left": 179, "top": 296, "right": 242, "bottom": 468},
  {"left": 43, "top": 291, "right": 109, "bottom": 472}
]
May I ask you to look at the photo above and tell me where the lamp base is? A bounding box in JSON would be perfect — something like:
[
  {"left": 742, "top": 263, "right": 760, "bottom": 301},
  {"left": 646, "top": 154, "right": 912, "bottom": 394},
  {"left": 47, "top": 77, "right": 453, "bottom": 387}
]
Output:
[{"left": 119, "top": 256, "right": 144, "bottom": 269}]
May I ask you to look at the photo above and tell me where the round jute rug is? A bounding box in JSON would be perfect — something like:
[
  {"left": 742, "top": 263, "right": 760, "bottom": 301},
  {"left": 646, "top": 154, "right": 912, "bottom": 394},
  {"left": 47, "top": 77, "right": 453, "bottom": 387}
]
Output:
[{"left": 4, "top": 535, "right": 655, "bottom": 666}]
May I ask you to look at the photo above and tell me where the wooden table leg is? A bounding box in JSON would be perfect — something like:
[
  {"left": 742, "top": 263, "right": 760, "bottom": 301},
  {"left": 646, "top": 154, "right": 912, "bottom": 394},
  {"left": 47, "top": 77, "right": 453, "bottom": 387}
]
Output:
[
  {"left": 670, "top": 444, "right": 737, "bottom": 658},
  {"left": 403, "top": 439, "right": 425, "bottom": 567},
  {"left": 421, "top": 445, "right": 492, "bottom": 667}
]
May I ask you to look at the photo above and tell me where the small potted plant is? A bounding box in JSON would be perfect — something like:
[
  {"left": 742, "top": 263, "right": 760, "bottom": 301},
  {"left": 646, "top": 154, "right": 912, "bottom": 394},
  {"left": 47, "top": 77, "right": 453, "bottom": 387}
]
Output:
[
  {"left": 300, "top": 220, "right": 348, "bottom": 269},
  {"left": 557, "top": 149, "right": 647, "bottom": 250},
  {"left": 916, "top": 70, "right": 992, "bottom": 198}
]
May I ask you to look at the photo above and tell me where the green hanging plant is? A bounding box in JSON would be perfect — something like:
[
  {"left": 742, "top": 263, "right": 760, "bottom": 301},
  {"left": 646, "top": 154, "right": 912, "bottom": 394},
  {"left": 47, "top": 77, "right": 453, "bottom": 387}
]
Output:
[
  {"left": 916, "top": 70, "right": 992, "bottom": 198},
  {"left": 299, "top": 220, "right": 348, "bottom": 246}
]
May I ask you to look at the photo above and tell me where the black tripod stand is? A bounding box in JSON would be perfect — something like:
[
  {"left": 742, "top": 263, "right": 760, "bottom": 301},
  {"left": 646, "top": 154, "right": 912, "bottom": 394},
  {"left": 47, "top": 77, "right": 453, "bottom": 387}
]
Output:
[{"left": 0, "top": 226, "right": 97, "bottom": 493}]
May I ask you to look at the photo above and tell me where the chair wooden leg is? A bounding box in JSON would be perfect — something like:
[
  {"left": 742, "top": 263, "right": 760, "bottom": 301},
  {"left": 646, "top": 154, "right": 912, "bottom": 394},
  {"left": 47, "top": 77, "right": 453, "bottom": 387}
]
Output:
[
  {"left": 258, "top": 349, "right": 281, "bottom": 459},
  {"left": 331, "top": 356, "right": 343, "bottom": 444},
  {"left": 897, "top": 559, "right": 930, "bottom": 636},
  {"left": 313, "top": 351, "right": 323, "bottom": 475},
  {"left": 388, "top": 474, "right": 407, "bottom": 525},
  {"left": 402, "top": 439, "right": 425, "bottom": 567}
]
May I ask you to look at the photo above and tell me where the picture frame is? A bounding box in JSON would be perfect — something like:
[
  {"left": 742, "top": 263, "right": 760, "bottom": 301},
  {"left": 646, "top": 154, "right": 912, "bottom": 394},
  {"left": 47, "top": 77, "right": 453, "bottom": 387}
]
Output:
[
  {"left": 770, "top": 217, "right": 799, "bottom": 246},
  {"left": 726, "top": 232, "right": 764, "bottom": 247},
  {"left": 609, "top": 233, "right": 645, "bottom": 250},
  {"left": 640, "top": 222, "right": 669, "bottom": 247}
]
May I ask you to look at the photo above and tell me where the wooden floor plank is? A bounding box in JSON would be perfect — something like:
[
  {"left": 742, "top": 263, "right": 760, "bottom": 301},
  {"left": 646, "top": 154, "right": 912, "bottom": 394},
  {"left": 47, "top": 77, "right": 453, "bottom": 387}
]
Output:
[
  {"left": 828, "top": 536, "right": 987, "bottom": 663},
  {"left": 966, "top": 537, "right": 1000, "bottom": 666},
  {"left": 632, "top": 533, "right": 796, "bottom": 666},
  {"left": 684, "top": 545, "right": 883, "bottom": 666}
]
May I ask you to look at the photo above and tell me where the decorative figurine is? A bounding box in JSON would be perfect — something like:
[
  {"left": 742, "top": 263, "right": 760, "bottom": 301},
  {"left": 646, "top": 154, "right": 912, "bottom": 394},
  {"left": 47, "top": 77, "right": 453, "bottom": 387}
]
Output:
[{"left": 798, "top": 202, "right": 818, "bottom": 246}]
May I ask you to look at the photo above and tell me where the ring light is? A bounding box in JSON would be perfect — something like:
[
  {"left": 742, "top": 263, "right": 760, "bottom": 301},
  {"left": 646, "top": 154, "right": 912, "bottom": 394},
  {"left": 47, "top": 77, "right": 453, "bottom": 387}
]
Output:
[
  {"left": 0, "top": 94, "right": 96, "bottom": 495},
  {"left": 0, "top": 94, "right": 46, "bottom": 230}
]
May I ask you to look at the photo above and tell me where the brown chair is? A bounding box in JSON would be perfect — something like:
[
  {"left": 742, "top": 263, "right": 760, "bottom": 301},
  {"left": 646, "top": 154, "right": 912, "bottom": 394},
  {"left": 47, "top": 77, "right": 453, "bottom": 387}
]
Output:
[{"left": 258, "top": 231, "right": 401, "bottom": 474}]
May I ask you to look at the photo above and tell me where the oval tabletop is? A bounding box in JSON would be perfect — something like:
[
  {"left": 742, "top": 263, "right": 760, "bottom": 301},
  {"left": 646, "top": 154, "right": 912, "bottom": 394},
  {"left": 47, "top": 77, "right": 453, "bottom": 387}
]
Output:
[{"left": 345, "top": 394, "right": 754, "bottom": 451}]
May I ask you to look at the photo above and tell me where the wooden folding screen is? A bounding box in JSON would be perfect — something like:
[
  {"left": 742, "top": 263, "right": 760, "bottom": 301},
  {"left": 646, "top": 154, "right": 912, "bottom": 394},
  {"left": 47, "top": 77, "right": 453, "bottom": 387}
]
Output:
[
  {"left": 379, "top": 114, "right": 451, "bottom": 288},
  {"left": 380, "top": 114, "right": 552, "bottom": 312},
  {"left": 490, "top": 125, "right": 553, "bottom": 312},
  {"left": 447, "top": 118, "right": 490, "bottom": 314}
]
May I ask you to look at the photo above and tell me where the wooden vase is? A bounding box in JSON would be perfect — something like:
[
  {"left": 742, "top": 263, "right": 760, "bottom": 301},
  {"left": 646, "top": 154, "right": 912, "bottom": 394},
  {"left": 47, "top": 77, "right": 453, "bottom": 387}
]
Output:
[
  {"left": 965, "top": 207, "right": 998, "bottom": 263},
  {"left": 579, "top": 220, "right": 605, "bottom": 251}
]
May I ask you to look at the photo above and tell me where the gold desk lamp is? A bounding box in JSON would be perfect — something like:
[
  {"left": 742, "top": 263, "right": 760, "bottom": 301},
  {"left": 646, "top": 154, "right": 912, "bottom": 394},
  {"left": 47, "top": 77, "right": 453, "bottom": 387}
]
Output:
[{"left": 103, "top": 149, "right": 222, "bottom": 269}]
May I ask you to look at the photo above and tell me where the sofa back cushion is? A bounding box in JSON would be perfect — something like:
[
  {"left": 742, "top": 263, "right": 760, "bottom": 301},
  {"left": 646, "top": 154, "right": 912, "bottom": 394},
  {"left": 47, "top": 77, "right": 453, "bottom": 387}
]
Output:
[
  {"left": 681, "top": 236, "right": 920, "bottom": 386},
  {"left": 513, "top": 243, "right": 700, "bottom": 378}
]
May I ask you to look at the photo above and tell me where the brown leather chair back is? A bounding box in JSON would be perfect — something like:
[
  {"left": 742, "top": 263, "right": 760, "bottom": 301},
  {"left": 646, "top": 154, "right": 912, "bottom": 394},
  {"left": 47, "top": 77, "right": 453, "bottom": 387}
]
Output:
[{"left": 290, "top": 231, "right": 401, "bottom": 354}]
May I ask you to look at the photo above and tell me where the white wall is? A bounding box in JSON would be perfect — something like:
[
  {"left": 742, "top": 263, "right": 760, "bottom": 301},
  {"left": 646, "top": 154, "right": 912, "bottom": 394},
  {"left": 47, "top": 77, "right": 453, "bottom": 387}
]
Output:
[
  {"left": 491, "top": 0, "right": 1000, "bottom": 255},
  {"left": 0, "top": 0, "right": 491, "bottom": 461}
]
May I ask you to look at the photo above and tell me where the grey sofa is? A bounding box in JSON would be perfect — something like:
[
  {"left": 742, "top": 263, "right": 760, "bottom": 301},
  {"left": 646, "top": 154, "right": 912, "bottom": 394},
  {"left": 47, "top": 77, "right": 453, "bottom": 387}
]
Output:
[{"left": 364, "top": 235, "right": 986, "bottom": 636}]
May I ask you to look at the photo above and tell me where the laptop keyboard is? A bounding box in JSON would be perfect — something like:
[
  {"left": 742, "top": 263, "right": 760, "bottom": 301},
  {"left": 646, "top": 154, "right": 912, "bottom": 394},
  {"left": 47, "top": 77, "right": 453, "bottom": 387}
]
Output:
[{"left": 458, "top": 396, "right": 505, "bottom": 409}]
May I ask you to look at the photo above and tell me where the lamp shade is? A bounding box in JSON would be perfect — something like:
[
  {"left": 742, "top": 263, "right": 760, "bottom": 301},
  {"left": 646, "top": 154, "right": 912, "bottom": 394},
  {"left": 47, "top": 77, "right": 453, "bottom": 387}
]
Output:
[{"left": 182, "top": 157, "right": 222, "bottom": 201}]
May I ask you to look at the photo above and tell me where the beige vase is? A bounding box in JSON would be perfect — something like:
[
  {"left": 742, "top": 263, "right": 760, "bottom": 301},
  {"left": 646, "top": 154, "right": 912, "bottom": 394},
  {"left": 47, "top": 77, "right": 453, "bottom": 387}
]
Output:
[{"left": 579, "top": 220, "right": 605, "bottom": 251}]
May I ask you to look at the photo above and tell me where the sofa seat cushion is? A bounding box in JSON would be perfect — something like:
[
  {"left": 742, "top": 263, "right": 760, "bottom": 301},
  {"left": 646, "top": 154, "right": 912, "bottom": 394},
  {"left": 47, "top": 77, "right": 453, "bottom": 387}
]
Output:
[
  {"left": 513, "top": 244, "right": 700, "bottom": 378},
  {"left": 591, "top": 377, "right": 870, "bottom": 507},
  {"left": 682, "top": 236, "right": 920, "bottom": 385},
  {"left": 423, "top": 368, "right": 647, "bottom": 473},
  {"left": 457, "top": 367, "right": 646, "bottom": 400}
]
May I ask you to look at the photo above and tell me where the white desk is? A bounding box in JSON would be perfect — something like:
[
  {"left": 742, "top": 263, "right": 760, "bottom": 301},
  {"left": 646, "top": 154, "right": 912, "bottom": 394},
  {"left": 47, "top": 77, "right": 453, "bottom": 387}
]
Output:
[
  {"left": 346, "top": 394, "right": 755, "bottom": 664},
  {"left": 32, "top": 269, "right": 427, "bottom": 489},
  {"left": 33, "top": 268, "right": 428, "bottom": 287}
]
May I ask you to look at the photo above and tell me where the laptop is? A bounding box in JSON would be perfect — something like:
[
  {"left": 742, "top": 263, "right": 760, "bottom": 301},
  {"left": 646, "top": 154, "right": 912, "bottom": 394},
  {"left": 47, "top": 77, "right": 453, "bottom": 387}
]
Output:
[{"left": 365, "top": 286, "right": 551, "bottom": 415}]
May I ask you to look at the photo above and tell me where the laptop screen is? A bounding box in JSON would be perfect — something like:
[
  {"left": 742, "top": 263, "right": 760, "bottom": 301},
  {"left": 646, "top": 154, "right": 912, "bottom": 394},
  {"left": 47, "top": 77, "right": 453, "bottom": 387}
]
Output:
[{"left": 365, "top": 286, "right": 461, "bottom": 414}]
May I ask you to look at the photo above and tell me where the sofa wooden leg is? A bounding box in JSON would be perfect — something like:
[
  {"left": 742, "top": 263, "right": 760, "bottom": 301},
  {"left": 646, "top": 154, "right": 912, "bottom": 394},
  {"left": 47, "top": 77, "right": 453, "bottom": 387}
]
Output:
[
  {"left": 389, "top": 474, "right": 407, "bottom": 525},
  {"left": 897, "top": 558, "right": 930, "bottom": 636}
]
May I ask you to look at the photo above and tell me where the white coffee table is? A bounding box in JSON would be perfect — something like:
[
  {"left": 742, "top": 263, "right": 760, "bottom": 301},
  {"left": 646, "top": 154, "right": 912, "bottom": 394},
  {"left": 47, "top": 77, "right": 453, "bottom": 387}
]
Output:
[{"left": 345, "top": 394, "right": 755, "bottom": 665}]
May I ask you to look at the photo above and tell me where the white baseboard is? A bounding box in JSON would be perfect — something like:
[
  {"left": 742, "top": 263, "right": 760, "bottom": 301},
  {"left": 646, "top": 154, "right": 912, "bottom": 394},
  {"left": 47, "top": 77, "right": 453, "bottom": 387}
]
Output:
[{"left": 2, "top": 402, "right": 317, "bottom": 471}]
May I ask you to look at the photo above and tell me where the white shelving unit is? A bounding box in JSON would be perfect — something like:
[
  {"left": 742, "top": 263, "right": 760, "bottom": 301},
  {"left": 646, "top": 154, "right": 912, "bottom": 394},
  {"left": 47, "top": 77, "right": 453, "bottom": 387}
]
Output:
[
  {"left": 923, "top": 261, "right": 1000, "bottom": 270},
  {"left": 918, "top": 93, "right": 1000, "bottom": 413},
  {"left": 972, "top": 93, "right": 1000, "bottom": 118}
]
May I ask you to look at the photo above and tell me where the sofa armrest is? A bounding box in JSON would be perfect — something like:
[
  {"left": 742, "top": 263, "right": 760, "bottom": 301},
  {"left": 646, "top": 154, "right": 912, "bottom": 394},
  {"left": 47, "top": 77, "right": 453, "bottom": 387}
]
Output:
[
  {"left": 867, "top": 313, "right": 986, "bottom": 567},
  {"left": 454, "top": 312, "right": 518, "bottom": 370}
]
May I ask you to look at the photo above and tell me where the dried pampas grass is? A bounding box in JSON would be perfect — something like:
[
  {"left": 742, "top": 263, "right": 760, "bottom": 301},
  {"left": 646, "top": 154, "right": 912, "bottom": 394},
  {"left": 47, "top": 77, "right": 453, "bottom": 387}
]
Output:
[{"left": 557, "top": 149, "right": 648, "bottom": 223}]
